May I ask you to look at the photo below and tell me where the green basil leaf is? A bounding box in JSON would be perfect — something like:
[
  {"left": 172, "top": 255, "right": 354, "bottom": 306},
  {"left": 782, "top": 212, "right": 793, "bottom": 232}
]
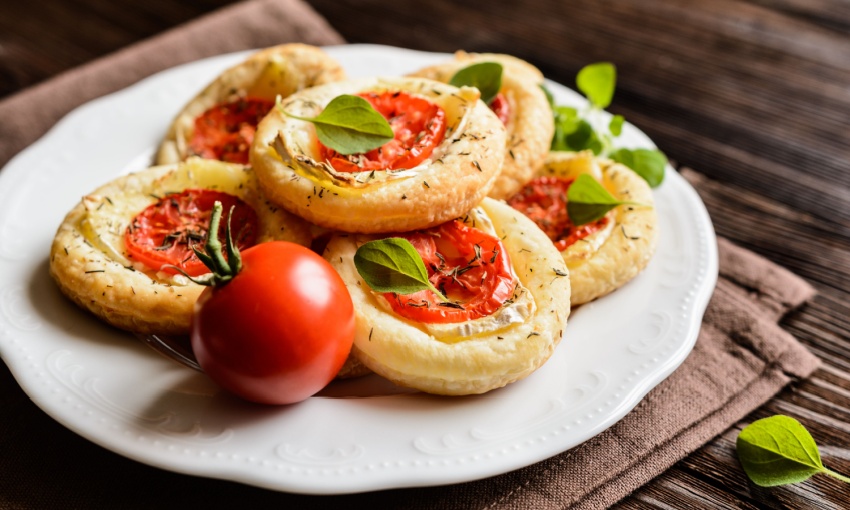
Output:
[
  {"left": 354, "top": 238, "right": 446, "bottom": 300},
  {"left": 737, "top": 415, "right": 826, "bottom": 487},
  {"left": 449, "top": 62, "right": 503, "bottom": 105},
  {"left": 577, "top": 62, "right": 616, "bottom": 109},
  {"left": 609, "top": 114, "right": 625, "bottom": 137},
  {"left": 283, "top": 94, "right": 394, "bottom": 155},
  {"left": 609, "top": 148, "right": 667, "bottom": 188},
  {"left": 567, "top": 174, "right": 630, "bottom": 226},
  {"left": 736, "top": 415, "right": 850, "bottom": 487}
]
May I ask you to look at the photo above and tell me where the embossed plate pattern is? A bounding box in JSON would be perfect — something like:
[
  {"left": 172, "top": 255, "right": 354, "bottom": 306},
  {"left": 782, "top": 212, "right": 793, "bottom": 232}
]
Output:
[{"left": 0, "top": 45, "right": 717, "bottom": 494}]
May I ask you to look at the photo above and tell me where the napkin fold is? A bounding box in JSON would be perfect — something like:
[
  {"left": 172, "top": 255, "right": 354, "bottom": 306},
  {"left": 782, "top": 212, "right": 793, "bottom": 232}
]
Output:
[{"left": 0, "top": 1, "right": 819, "bottom": 508}]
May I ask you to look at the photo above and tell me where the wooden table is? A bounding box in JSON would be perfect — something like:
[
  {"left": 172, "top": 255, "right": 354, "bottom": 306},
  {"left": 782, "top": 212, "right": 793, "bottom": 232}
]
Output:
[{"left": 2, "top": 0, "right": 848, "bottom": 507}]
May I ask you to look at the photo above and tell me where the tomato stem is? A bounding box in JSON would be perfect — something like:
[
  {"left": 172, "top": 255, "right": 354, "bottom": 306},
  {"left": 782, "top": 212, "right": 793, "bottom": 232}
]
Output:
[
  {"left": 224, "top": 208, "right": 243, "bottom": 275},
  {"left": 167, "top": 201, "right": 241, "bottom": 286},
  {"left": 205, "top": 202, "right": 231, "bottom": 274}
]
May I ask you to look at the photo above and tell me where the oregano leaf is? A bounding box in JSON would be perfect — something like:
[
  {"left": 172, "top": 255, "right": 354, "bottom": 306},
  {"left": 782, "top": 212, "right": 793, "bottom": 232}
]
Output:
[
  {"left": 609, "top": 148, "right": 667, "bottom": 188},
  {"left": 737, "top": 415, "right": 826, "bottom": 487},
  {"left": 551, "top": 106, "right": 581, "bottom": 150},
  {"left": 564, "top": 119, "right": 604, "bottom": 155},
  {"left": 550, "top": 106, "right": 604, "bottom": 154},
  {"left": 449, "top": 62, "right": 503, "bottom": 105},
  {"left": 282, "top": 94, "right": 394, "bottom": 155},
  {"left": 567, "top": 174, "right": 634, "bottom": 226},
  {"left": 609, "top": 114, "right": 625, "bottom": 137},
  {"left": 354, "top": 238, "right": 447, "bottom": 300},
  {"left": 577, "top": 62, "right": 616, "bottom": 109}
]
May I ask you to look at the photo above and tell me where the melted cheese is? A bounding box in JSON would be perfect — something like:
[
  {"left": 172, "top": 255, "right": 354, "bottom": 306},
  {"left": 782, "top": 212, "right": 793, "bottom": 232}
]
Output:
[{"left": 562, "top": 213, "right": 617, "bottom": 267}]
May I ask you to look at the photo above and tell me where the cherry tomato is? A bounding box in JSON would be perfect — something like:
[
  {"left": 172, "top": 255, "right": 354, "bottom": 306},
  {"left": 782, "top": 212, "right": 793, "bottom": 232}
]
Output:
[
  {"left": 507, "top": 175, "right": 610, "bottom": 251},
  {"left": 488, "top": 92, "right": 511, "bottom": 126},
  {"left": 189, "top": 98, "right": 274, "bottom": 164},
  {"left": 384, "top": 220, "right": 515, "bottom": 324},
  {"left": 191, "top": 241, "right": 355, "bottom": 405},
  {"left": 319, "top": 91, "right": 447, "bottom": 173},
  {"left": 125, "top": 189, "right": 258, "bottom": 276}
]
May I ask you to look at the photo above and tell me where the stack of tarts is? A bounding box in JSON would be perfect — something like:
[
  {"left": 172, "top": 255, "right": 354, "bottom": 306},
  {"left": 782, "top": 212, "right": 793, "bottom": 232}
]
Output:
[{"left": 49, "top": 45, "right": 657, "bottom": 399}]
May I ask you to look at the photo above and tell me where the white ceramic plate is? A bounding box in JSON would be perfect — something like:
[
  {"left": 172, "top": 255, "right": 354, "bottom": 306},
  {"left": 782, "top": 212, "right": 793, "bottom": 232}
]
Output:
[{"left": 0, "top": 44, "right": 717, "bottom": 494}]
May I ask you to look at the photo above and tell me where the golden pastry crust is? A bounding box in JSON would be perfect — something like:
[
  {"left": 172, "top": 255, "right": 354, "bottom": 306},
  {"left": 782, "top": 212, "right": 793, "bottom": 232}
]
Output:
[
  {"left": 49, "top": 158, "right": 312, "bottom": 336},
  {"left": 251, "top": 76, "right": 506, "bottom": 233},
  {"left": 156, "top": 43, "right": 346, "bottom": 164},
  {"left": 409, "top": 51, "right": 554, "bottom": 200},
  {"left": 323, "top": 198, "right": 570, "bottom": 395},
  {"left": 538, "top": 151, "right": 658, "bottom": 305}
]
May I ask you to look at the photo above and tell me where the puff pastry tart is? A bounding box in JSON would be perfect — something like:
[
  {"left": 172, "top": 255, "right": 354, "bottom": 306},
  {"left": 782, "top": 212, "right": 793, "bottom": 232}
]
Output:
[
  {"left": 49, "top": 158, "right": 312, "bottom": 335},
  {"left": 156, "top": 44, "right": 346, "bottom": 165},
  {"left": 507, "top": 151, "right": 658, "bottom": 306},
  {"left": 409, "top": 51, "right": 554, "bottom": 200},
  {"left": 324, "top": 198, "right": 570, "bottom": 395},
  {"left": 251, "top": 76, "right": 506, "bottom": 233}
]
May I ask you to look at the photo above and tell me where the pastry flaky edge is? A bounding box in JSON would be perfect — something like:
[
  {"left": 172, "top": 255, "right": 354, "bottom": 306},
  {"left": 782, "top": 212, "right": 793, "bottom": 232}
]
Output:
[
  {"left": 541, "top": 151, "right": 658, "bottom": 306},
  {"left": 408, "top": 51, "right": 554, "bottom": 200},
  {"left": 48, "top": 158, "right": 312, "bottom": 336},
  {"left": 155, "top": 43, "right": 347, "bottom": 165},
  {"left": 251, "top": 76, "right": 507, "bottom": 234},
  {"left": 323, "top": 198, "right": 571, "bottom": 395}
]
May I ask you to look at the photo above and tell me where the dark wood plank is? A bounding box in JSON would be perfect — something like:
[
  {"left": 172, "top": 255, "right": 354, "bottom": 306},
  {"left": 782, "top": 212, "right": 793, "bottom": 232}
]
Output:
[
  {"left": 307, "top": 0, "right": 850, "bottom": 225},
  {"left": 0, "top": 0, "right": 237, "bottom": 98}
]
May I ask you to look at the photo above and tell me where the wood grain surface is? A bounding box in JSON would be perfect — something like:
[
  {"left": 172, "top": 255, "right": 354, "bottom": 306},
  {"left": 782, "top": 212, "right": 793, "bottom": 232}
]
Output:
[{"left": 2, "top": 0, "right": 849, "bottom": 508}]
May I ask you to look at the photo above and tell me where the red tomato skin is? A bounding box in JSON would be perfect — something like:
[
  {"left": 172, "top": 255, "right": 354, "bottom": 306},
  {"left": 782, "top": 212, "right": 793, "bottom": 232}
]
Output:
[
  {"left": 189, "top": 98, "right": 274, "bottom": 164},
  {"left": 190, "top": 242, "right": 355, "bottom": 405},
  {"left": 489, "top": 93, "right": 511, "bottom": 126}
]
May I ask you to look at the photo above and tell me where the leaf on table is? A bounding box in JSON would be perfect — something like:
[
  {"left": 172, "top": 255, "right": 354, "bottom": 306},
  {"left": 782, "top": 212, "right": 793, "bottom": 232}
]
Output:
[{"left": 736, "top": 415, "right": 850, "bottom": 487}]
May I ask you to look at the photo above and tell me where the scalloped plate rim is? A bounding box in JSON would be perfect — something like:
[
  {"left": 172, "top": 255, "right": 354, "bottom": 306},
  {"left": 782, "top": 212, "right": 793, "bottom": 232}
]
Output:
[{"left": 0, "top": 44, "right": 718, "bottom": 495}]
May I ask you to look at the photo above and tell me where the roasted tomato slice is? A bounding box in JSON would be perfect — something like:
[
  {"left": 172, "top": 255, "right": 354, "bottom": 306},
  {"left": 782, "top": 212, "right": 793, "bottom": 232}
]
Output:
[
  {"left": 125, "top": 189, "right": 258, "bottom": 275},
  {"left": 507, "top": 175, "right": 609, "bottom": 251},
  {"left": 189, "top": 98, "right": 274, "bottom": 164},
  {"left": 383, "top": 220, "right": 515, "bottom": 324},
  {"left": 319, "top": 91, "right": 447, "bottom": 173},
  {"left": 488, "top": 92, "right": 511, "bottom": 126}
]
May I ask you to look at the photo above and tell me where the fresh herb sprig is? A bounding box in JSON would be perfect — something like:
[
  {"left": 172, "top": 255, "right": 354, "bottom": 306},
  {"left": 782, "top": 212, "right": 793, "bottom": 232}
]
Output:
[
  {"left": 567, "top": 174, "right": 641, "bottom": 226},
  {"left": 449, "top": 62, "right": 503, "bottom": 104},
  {"left": 279, "top": 94, "right": 394, "bottom": 155},
  {"left": 609, "top": 148, "right": 666, "bottom": 188},
  {"left": 546, "top": 62, "right": 667, "bottom": 188},
  {"left": 354, "top": 238, "right": 447, "bottom": 301},
  {"left": 737, "top": 414, "right": 850, "bottom": 487}
]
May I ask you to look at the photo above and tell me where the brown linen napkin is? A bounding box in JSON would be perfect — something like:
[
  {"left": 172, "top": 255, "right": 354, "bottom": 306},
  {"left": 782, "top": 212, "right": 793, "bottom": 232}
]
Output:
[{"left": 0, "top": 1, "right": 820, "bottom": 508}]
